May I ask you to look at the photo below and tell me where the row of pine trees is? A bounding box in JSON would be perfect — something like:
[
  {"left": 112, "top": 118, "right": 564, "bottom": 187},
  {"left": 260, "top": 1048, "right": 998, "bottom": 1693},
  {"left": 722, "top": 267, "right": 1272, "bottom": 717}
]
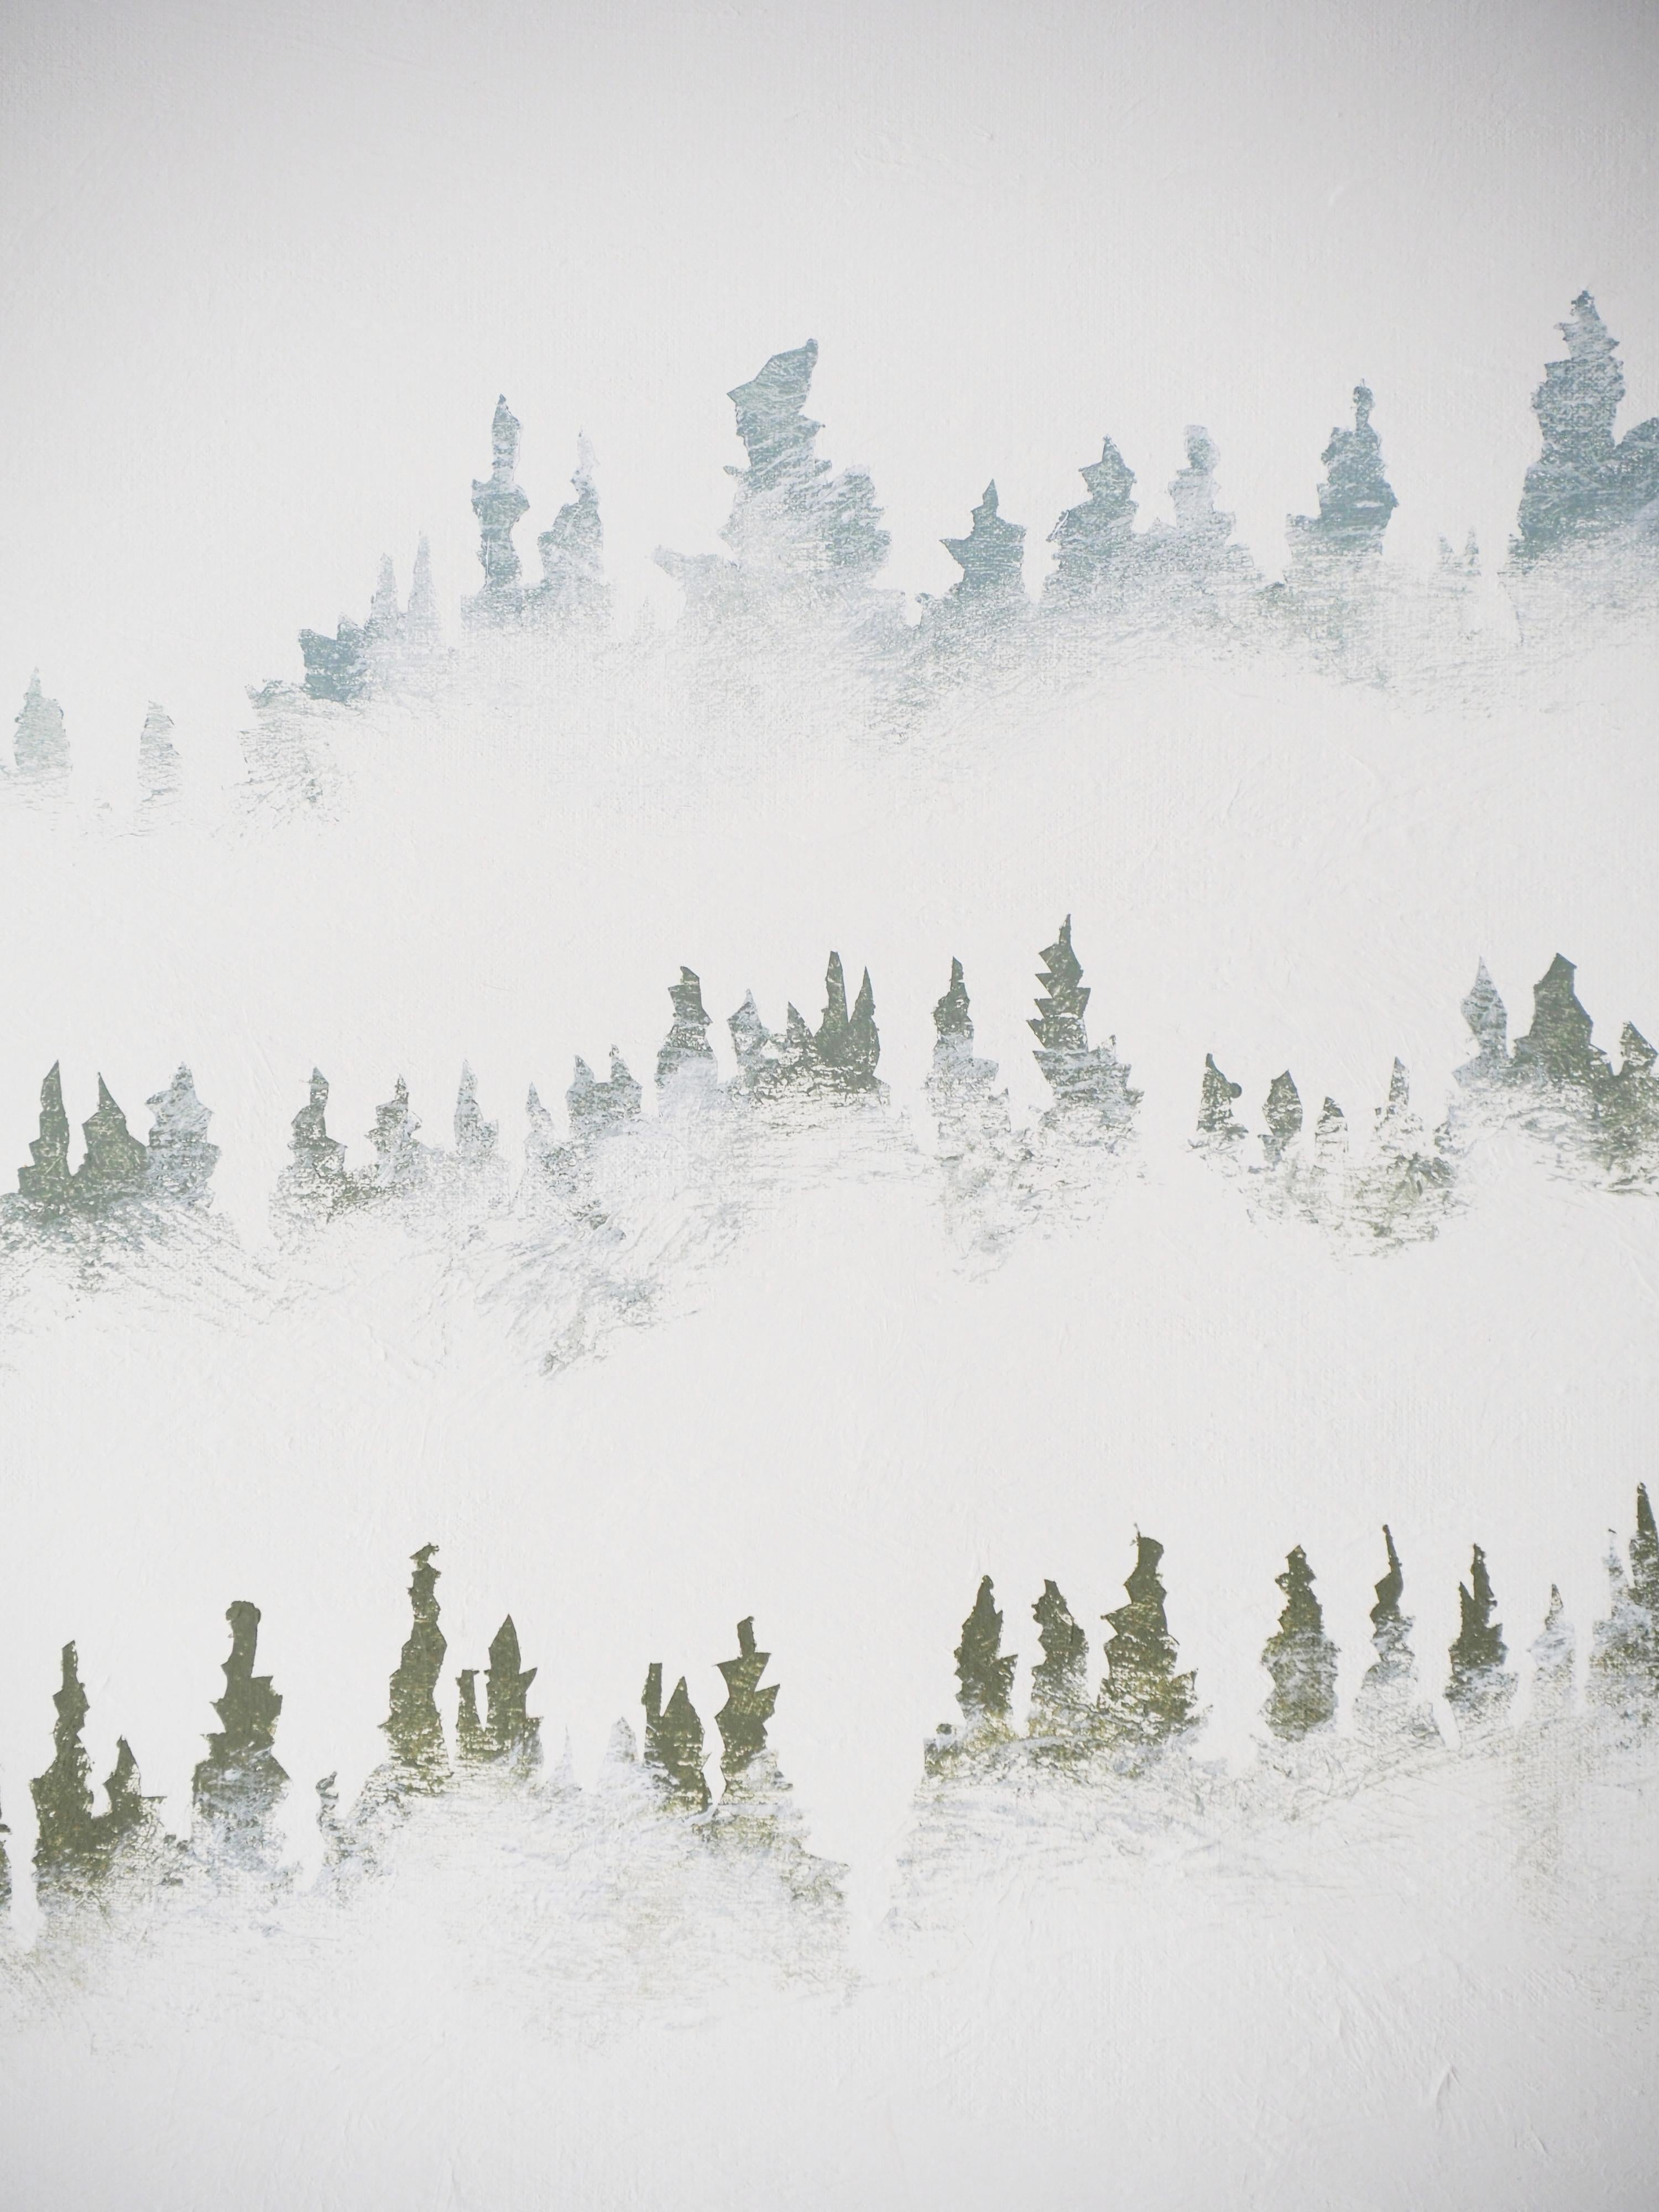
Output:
[
  {"left": 11, "top": 929, "right": 1659, "bottom": 1226},
  {"left": 937, "top": 1489, "right": 1659, "bottom": 1765},
  {"left": 8, "top": 1488, "right": 1656, "bottom": 1915}
]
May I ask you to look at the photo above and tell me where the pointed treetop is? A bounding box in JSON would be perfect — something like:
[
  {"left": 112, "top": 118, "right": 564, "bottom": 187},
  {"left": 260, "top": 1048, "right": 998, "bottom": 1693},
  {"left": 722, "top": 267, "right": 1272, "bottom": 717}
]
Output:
[
  {"left": 933, "top": 957, "right": 974, "bottom": 1045},
  {"left": 954, "top": 1575, "right": 1016, "bottom": 1724},
  {"left": 1197, "top": 1052, "right": 1244, "bottom": 1137},
  {"left": 943, "top": 481, "right": 1027, "bottom": 596},
  {"left": 1261, "top": 1546, "right": 1339, "bottom": 1740},
  {"left": 727, "top": 341, "right": 822, "bottom": 481},
  {"left": 715, "top": 1615, "right": 780, "bottom": 1777},
  {"left": 1029, "top": 1580, "right": 1089, "bottom": 1725}
]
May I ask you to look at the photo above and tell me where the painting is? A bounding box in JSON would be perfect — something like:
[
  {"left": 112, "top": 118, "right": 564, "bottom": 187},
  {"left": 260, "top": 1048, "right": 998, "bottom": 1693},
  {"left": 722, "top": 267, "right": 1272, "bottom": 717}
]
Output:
[{"left": 1, "top": 4, "right": 1657, "bottom": 2205}]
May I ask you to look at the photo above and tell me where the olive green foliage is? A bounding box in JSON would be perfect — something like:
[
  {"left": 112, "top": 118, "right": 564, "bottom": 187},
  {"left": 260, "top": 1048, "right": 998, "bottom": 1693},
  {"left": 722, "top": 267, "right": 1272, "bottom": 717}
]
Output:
[
  {"left": 1260, "top": 1547, "right": 1339, "bottom": 1740},
  {"left": 1098, "top": 1536, "right": 1201, "bottom": 1747},
  {"left": 954, "top": 1576, "right": 1016, "bottom": 1725},
  {"left": 1029, "top": 1580, "right": 1089, "bottom": 1733},
  {"left": 715, "top": 1618, "right": 779, "bottom": 1779},
  {"left": 643, "top": 1663, "right": 709, "bottom": 1809},
  {"left": 1591, "top": 1484, "right": 1659, "bottom": 1720},
  {"left": 384, "top": 1545, "right": 449, "bottom": 1784},
  {"left": 192, "top": 1600, "right": 288, "bottom": 1866}
]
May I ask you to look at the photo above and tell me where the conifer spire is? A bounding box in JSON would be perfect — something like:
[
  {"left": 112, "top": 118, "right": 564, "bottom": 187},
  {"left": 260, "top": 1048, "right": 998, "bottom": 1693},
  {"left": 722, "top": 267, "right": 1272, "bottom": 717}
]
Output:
[
  {"left": 484, "top": 1615, "right": 540, "bottom": 1767},
  {"left": 384, "top": 1545, "right": 449, "bottom": 1783},
  {"left": 1260, "top": 1547, "right": 1339, "bottom": 1739},
  {"left": 192, "top": 1601, "right": 288, "bottom": 1865},
  {"left": 1446, "top": 1544, "right": 1516, "bottom": 1730},
  {"left": 954, "top": 1576, "right": 1016, "bottom": 1726},
  {"left": 469, "top": 395, "right": 530, "bottom": 617},
  {"left": 658, "top": 966, "right": 718, "bottom": 1095},
  {"left": 642, "top": 1663, "right": 709, "bottom": 1808},
  {"left": 1098, "top": 1536, "right": 1201, "bottom": 1749},
  {"left": 1029, "top": 1580, "right": 1089, "bottom": 1734},
  {"left": 17, "top": 1062, "right": 74, "bottom": 1208},
  {"left": 144, "top": 1067, "right": 220, "bottom": 1206},
  {"left": 715, "top": 1616, "right": 780, "bottom": 1780},
  {"left": 32, "top": 1642, "right": 96, "bottom": 1877}
]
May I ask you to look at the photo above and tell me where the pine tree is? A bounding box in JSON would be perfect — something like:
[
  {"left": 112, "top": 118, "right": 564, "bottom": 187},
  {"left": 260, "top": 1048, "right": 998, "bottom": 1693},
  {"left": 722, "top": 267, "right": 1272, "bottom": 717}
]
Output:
[
  {"left": 657, "top": 967, "right": 719, "bottom": 1100},
  {"left": 1510, "top": 954, "right": 1610, "bottom": 1091},
  {"left": 1354, "top": 1525, "right": 1435, "bottom": 1743},
  {"left": 484, "top": 1616, "right": 540, "bottom": 1767},
  {"left": 1195, "top": 1053, "right": 1246, "bottom": 1147},
  {"left": 939, "top": 482, "right": 1027, "bottom": 611},
  {"left": 363, "top": 1076, "right": 429, "bottom": 1196},
  {"left": 523, "top": 1083, "right": 562, "bottom": 1178},
  {"left": 954, "top": 1575, "right": 1016, "bottom": 1729},
  {"left": 531, "top": 439, "right": 610, "bottom": 632},
  {"left": 467, "top": 395, "right": 530, "bottom": 622},
  {"left": 73, "top": 1077, "right": 148, "bottom": 1209},
  {"left": 1446, "top": 1545, "right": 1516, "bottom": 1731},
  {"left": 137, "top": 703, "right": 182, "bottom": 802},
  {"left": 1289, "top": 384, "right": 1397, "bottom": 556},
  {"left": 641, "top": 1662, "right": 709, "bottom": 1809},
  {"left": 32, "top": 1642, "right": 97, "bottom": 1880},
  {"left": 720, "top": 341, "right": 890, "bottom": 589},
  {"left": 1590, "top": 1484, "right": 1659, "bottom": 1720},
  {"left": 816, "top": 953, "right": 881, "bottom": 1089},
  {"left": 17, "top": 1062, "right": 74, "bottom": 1208},
  {"left": 383, "top": 1544, "right": 448, "bottom": 1784},
  {"left": 1261, "top": 1547, "right": 1339, "bottom": 1740},
  {"left": 1455, "top": 961, "right": 1511, "bottom": 1087},
  {"left": 191, "top": 1600, "right": 288, "bottom": 1867},
  {"left": 1028, "top": 917, "right": 1140, "bottom": 1125},
  {"left": 566, "top": 1050, "right": 643, "bottom": 1138},
  {"left": 1028, "top": 1580, "right": 1089, "bottom": 1735},
  {"left": 1046, "top": 437, "right": 1139, "bottom": 603},
  {"left": 1514, "top": 294, "right": 1659, "bottom": 558},
  {"left": 144, "top": 1067, "right": 220, "bottom": 1207},
  {"left": 1261, "top": 1071, "right": 1303, "bottom": 1169},
  {"left": 715, "top": 1617, "right": 780, "bottom": 1781},
  {"left": 13, "top": 672, "right": 70, "bottom": 785},
  {"left": 1098, "top": 1536, "right": 1201, "bottom": 1749}
]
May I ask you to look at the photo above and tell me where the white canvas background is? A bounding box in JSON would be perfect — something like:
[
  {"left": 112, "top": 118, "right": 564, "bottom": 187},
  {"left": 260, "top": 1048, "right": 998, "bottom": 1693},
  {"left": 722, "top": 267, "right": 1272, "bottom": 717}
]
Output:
[{"left": 1, "top": 3, "right": 1658, "bottom": 2207}]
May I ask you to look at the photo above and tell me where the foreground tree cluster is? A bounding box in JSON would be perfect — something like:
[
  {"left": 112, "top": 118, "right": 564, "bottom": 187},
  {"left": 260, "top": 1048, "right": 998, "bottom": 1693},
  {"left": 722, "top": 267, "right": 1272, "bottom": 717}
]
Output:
[{"left": 927, "top": 1488, "right": 1659, "bottom": 1786}]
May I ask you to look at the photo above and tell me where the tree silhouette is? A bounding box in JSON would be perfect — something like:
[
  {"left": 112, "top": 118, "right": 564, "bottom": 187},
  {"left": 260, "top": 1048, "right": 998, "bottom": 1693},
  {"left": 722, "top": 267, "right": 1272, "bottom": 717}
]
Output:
[
  {"left": 641, "top": 1662, "right": 709, "bottom": 1809},
  {"left": 567, "top": 1050, "right": 643, "bottom": 1138},
  {"left": 467, "top": 395, "right": 530, "bottom": 622},
  {"left": 484, "top": 1616, "right": 540, "bottom": 1768},
  {"left": 137, "top": 703, "right": 182, "bottom": 802},
  {"left": 1028, "top": 917, "right": 1140, "bottom": 1126},
  {"left": 276, "top": 1069, "right": 349, "bottom": 1222},
  {"left": 1530, "top": 1587, "right": 1576, "bottom": 1724},
  {"left": 715, "top": 1617, "right": 780, "bottom": 1781},
  {"left": 1196, "top": 1053, "right": 1246, "bottom": 1147},
  {"left": 17, "top": 1063, "right": 74, "bottom": 1208},
  {"left": 1047, "top": 437, "right": 1139, "bottom": 604},
  {"left": 816, "top": 952, "right": 880, "bottom": 1089},
  {"left": 192, "top": 1601, "right": 288, "bottom": 1869},
  {"left": 31, "top": 1642, "right": 96, "bottom": 1879},
  {"left": 1260, "top": 1547, "right": 1339, "bottom": 1740},
  {"left": 1445, "top": 1545, "right": 1516, "bottom": 1731},
  {"left": 13, "top": 672, "right": 70, "bottom": 786},
  {"left": 1289, "top": 384, "right": 1397, "bottom": 556},
  {"left": 530, "top": 440, "right": 610, "bottom": 633},
  {"left": 1098, "top": 1536, "right": 1201, "bottom": 1749},
  {"left": 1029, "top": 1580, "right": 1089, "bottom": 1736},
  {"left": 954, "top": 1575, "right": 1016, "bottom": 1728},
  {"left": 1514, "top": 294, "right": 1659, "bottom": 559},
  {"left": 74, "top": 1078, "right": 148, "bottom": 1208},
  {"left": 657, "top": 967, "right": 719, "bottom": 1100},
  {"left": 1261, "top": 1071, "right": 1303, "bottom": 1169},
  {"left": 383, "top": 1545, "right": 448, "bottom": 1785},
  {"left": 1590, "top": 1484, "right": 1659, "bottom": 1722},
  {"left": 1354, "top": 1525, "right": 1435, "bottom": 1744}
]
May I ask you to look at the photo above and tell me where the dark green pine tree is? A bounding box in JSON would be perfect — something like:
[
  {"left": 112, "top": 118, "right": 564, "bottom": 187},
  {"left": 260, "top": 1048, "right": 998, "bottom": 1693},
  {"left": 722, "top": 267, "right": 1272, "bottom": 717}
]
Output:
[
  {"left": 72, "top": 1077, "right": 148, "bottom": 1208},
  {"left": 1354, "top": 1525, "right": 1434, "bottom": 1741},
  {"left": 641, "top": 1662, "right": 709, "bottom": 1809},
  {"left": 1027, "top": 917, "right": 1139, "bottom": 1123},
  {"left": 32, "top": 1642, "right": 97, "bottom": 1881},
  {"left": 954, "top": 1575, "right": 1016, "bottom": 1728},
  {"left": 1029, "top": 919, "right": 1091, "bottom": 1057},
  {"left": 656, "top": 967, "right": 719, "bottom": 1098},
  {"left": 1590, "top": 1483, "right": 1659, "bottom": 1720},
  {"left": 1510, "top": 954, "right": 1610, "bottom": 1092},
  {"left": 383, "top": 1545, "right": 449, "bottom": 1785},
  {"left": 1260, "top": 1547, "right": 1339, "bottom": 1740},
  {"left": 100, "top": 1738, "right": 155, "bottom": 1848},
  {"left": 1098, "top": 1536, "right": 1201, "bottom": 1750},
  {"left": 1445, "top": 1545, "right": 1516, "bottom": 1730},
  {"left": 1028, "top": 1580, "right": 1089, "bottom": 1736},
  {"left": 484, "top": 1616, "right": 541, "bottom": 1767},
  {"left": 17, "top": 1063, "right": 74, "bottom": 1208},
  {"left": 191, "top": 1600, "right": 288, "bottom": 1867},
  {"left": 714, "top": 1617, "right": 780, "bottom": 1781}
]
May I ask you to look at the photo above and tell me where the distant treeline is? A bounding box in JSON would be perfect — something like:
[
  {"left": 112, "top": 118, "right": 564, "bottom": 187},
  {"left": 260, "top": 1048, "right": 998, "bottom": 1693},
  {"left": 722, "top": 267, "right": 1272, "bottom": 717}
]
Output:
[{"left": 7, "top": 926, "right": 1659, "bottom": 1241}]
